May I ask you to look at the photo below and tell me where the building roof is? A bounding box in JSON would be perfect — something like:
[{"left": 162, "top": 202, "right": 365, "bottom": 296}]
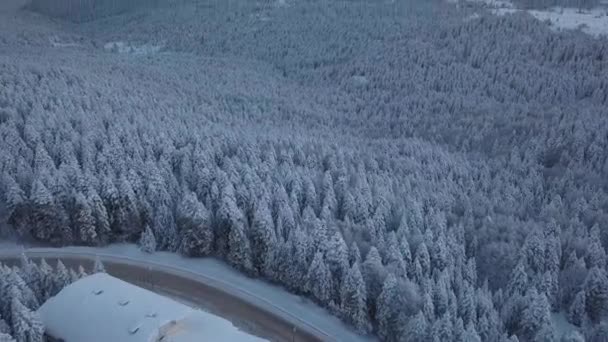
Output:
[
  {"left": 38, "top": 273, "right": 193, "bottom": 342},
  {"left": 37, "top": 273, "right": 265, "bottom": 342}
]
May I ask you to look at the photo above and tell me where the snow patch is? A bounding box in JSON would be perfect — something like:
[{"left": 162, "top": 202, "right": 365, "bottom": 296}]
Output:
[
  {"left": 494, "top": 7, "right": 608, "bottom": 37},
  {"left": 104, "top": 41, "right": 164, "bottom": 55},
  {"left": 551, "top": 312, "right": 579, "bottom": 340}
]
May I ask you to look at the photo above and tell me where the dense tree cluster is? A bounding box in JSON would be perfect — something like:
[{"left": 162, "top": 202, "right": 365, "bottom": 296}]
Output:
[
  {"left": 0, "top": 255, "right": 91, "bottom": 342},
  {"left": 1, "top": 0, "right": 608, "bottom": 340}
]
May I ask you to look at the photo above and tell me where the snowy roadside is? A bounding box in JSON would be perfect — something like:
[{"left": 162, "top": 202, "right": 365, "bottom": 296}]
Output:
[{"left": 0, "top": 243, "right": 373, "bottom": 342}]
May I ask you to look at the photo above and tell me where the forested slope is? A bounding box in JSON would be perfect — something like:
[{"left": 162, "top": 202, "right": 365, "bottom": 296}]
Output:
[{"left": 1, "top": 0, "right": 608, "bottom": 341}]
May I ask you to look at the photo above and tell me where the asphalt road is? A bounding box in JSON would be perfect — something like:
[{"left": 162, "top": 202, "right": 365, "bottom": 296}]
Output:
[{"left": 0, "top": 251, "right": 326, "bottom": 342}]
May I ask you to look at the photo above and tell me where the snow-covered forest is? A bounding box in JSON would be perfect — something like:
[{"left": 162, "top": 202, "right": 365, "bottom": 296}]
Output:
[
  {"left": 0, "top": 255, "right": 98, "bottom": 341},
  {"left": 1, "top": 0, "right": 608, "bottom": 341}
]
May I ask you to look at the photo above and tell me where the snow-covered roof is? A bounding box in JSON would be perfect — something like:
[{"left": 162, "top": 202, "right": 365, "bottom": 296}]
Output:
[
  {"left": 38, "top": 273, "right": 194, "bottom": 342},
  {"left": 38, "top": 272, "right": 266, "bottom": 342}
]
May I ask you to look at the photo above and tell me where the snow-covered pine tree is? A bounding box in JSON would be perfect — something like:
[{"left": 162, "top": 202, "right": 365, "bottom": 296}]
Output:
[
  {"left": 251, "top": 200, "right": 277, "bottom": 279},
  {"left": 227, "top": 218, "right": 254, "bottom": 275},
  {"left": 376, "top": 273, "right": 398, "bottom": 341},
  {"left": 584, "top": 266, "right": 608, "bottom": 323},
  {"left": 568, "top": 290, "right": 586, "bottom": 327},
  {"left": 176, "top": 192, "right": 213, "bottom": 257},
  {"left": 73, "top": 192, "right": 97, "bottom": 245},
  {"left": 10, "top": 296, "right": 44, "bottom": 342},
  {"left": 340, "top": 262, "right": 371, "bottom": 334},
  {"left": 93, "top": 256, "right": 106, "bottom": 273},
  {"left": 401, "top": 311, "right": 428, "bottom": 342},
  {"left": 138, "top": 225, "right": 157, "bottom": 254},
  {"left": 306, "top": 251, "right": 333, "bottom": 303},
  {"left": 362, "top": 246, "right": 387, "bottom": 320}
]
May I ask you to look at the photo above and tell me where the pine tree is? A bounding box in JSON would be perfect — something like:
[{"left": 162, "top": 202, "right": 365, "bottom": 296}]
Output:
[
  {"left": 568, "top": 290, "right": 586, "bottom": 327},
  {"left": 376, "top": 273, "right": 398, "bottom": 341},
  {"left": 251, "top": 201, "right": 277, "bottom": 278},
  {"left": 325, "top": 232, "right": 349, "bottom": 289},
  {"left": 29, "top": 180, "right": 59, "bottom": 241},
  {"left": 340, "top": 262, "right": 371, "bottom": 333},
  {"left": 430, "top": 313, "right": 452, "bottom": 342},
  {"left": 73, "top": 192, "right": 97, "bottom": 245},
  {"left": 138, "top": 225, "right": 157, "bottom": 253},
  {"left": 349, "top": 242, "right": 361, "bottom": 267},
  {"left": 401, "top": 311, "right": 428, "bottom": 342},
  {"left": 584, "top": 266, "right": 608, "bottom": 323},
  {"left": 88, "top": 189, "right": 111, "bottom": 244},
  {"left": 10, "top": 296, "right": 44, "bottom": 342},
  {"left": 38, "top": 259, "right": 54, "bottom": 302},
  {"left": 520, "top": 288, "right": 552, "bottom": 341},
  {"left": 227, "top": 219, "right": 254, "bottom": 275},
  {"left": 385, "top": 232, "right": 407, "bottom": 279},
  {"left": 463, "top": 321, "right": 482, "bottom": 342},
  {"left": 586, "top": 227, "right": 607, "bottom": 270},
  {"left": 306, "top": 251, "right": 333, "bottom": 303},
  {"left": 508, "top": 259, "right": 528, "bottom": 296},
  {"left": 52, "top": 260, "right": 71, "bottom": 297},
  {"left": 93, "top": 256, "right": 106, "bottom": 273},
  {"left": 415, "top": 242, "right": 431, "bottom": 276},
  {"left": 362, "top": 246, "right": 387, "bottom": 319},
  {"left": 176, "top": 192, "right": 213, "bottom": 257}
]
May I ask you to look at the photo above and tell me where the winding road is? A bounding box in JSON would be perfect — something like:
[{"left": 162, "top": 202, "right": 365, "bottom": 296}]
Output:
[{"left": 0, "top": 250, "right": 330, "bottom": 342}]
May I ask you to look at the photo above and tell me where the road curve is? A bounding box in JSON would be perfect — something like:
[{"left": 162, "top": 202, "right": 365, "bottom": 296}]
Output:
[{"left": 0, "top": 250, "right": 329, "bottom": 342}]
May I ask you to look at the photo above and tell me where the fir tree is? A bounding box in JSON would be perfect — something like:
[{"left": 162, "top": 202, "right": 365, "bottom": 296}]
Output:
[
  {"left": 138, "top": 225, "right": 157, "bottom": 253},
  {"left": 340, "top": 262, "right": 371, "bottom": 333},
  {"left": 306, "top": 251, "right": 333, "bottom": 303}
]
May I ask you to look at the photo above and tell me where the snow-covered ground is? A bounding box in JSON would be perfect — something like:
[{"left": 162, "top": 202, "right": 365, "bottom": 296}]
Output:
[
  {"left": 457, "top": 0, "right": 608, "bottom": 37},
  {"left": 496, "top": 6, "right": 608, "bottom": 37},
  {"left": 0, "top": 243, "right": 372, "bottom": 342}
]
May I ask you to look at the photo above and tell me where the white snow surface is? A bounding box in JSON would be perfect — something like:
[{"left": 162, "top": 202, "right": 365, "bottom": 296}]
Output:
[
  {"left": 37, "top": 272, "right": 264, "bottom": 342},
  {"left": 454, "top": 0, "right": 608, "bottom": 37},
  {"left": 1, "top": 243, "right": 372, "bottom": 342},
  {"left": 495, "top": 7, "right": 608, "bottom": 37}
]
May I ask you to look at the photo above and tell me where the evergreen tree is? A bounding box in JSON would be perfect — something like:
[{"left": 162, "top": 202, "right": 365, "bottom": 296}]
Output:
[
  {"left": 340, "top": 262, "right": 371, "bottom": 333},
  {"left": 325, "top": 232, "right": 349, "bottom": 289},
  {"left": 376, "top": 273, "right": 398, "bottom": 341},
  {"left": 93, "top": 256, "right": 106, "bottom": 273},
  {"left": 138, "top": 225, "right": 157, "bottom": 253},
  {"left": 401, "top": 311, "right": 428, "bottom": 342},
  {"left": 349, "top": 242, "right": 361, "bottom": 267},
  {"left": 520, "top": 289, "right": 553, "bottom": 341},
  {"left": 251, "top": 201, "right": 277, "bottom": 278},
  {"left": 10, "top": 296, "right": 44, "bottom": 342},
  {"left": 306, "top": 251, "right": 333, "bottom": 303},
  {"left": 362, "top": 246, "right": 387, "bottom": 319},
  {"left": 463, "top": 321, "right": 482, "bottom": 342},
  {"left": 227, "top": 219, "right": 254, "bottom": 275},
  {"left": 176, "top": 192, "right": 213, "bottom": 257},
  {"left": 73, "top": 192, "right": 97, "bottom": 245},
  {"left": 568, "top": 290, "right": 586, "bottom": 327},
  {"left": 52, "top": 260, "right": 71, "bottom": 297},
  {"left": 415, "top": 242, "right": 431, "bottom": 276},
  {"left": 584, "top": 267, "right": 608, "bottom": 323}
]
